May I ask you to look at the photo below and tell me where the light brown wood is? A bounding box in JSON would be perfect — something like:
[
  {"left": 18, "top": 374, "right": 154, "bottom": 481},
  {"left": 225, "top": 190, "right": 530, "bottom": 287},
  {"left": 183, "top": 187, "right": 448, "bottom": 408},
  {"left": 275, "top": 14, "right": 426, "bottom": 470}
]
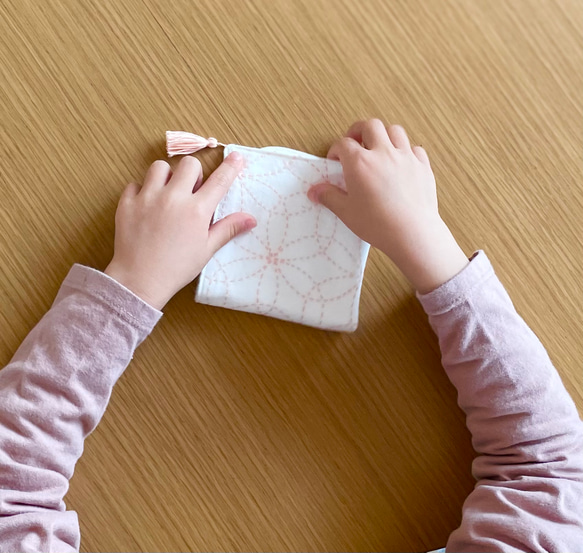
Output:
[{"left": 1, "top": 0, "right": 582, "bottom": 550}]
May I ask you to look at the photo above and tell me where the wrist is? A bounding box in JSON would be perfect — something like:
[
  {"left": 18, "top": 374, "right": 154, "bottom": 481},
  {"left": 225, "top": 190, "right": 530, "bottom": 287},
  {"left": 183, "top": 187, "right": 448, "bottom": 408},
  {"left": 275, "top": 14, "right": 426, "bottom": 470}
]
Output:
[
  {"left": 383, "top": 219, "right": 469, "bottom": 294},
  {"left": 104, "top": 262, "right": 167, "bottom": 311}
]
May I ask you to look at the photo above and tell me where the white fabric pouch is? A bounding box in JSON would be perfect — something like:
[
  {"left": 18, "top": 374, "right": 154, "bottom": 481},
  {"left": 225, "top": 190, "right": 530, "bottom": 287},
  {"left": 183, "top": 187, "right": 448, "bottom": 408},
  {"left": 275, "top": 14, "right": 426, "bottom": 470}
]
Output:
[{"left": 196, "top": 144, "right": 370, "bottom": 331}]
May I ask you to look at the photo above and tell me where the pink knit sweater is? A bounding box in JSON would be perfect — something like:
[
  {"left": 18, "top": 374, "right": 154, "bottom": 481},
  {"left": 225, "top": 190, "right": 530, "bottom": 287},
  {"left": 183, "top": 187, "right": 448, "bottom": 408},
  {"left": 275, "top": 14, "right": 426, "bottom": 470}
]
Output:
[{"left": 0, "top": 251, "right": 581, "bottom": 552}]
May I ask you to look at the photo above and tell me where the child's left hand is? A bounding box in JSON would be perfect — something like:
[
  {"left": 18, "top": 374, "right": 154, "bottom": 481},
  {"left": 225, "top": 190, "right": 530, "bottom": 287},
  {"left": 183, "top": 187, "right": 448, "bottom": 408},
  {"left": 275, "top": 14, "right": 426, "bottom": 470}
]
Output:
[{"left": 105, "top": 153, "right": 256, "bottom": 310}]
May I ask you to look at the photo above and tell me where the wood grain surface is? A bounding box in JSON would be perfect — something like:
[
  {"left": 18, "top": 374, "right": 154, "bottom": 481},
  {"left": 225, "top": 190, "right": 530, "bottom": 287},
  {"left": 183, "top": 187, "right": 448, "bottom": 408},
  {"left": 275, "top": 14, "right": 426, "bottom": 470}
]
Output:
[{"left": 1, "top": 0, "right": 582, "bottom": 550}]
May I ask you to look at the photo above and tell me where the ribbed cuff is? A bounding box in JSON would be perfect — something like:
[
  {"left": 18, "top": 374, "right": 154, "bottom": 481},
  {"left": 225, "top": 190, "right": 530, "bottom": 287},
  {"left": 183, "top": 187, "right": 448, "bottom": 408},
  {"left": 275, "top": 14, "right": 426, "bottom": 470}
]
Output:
[
  {"left": 57, "top": 264, "right": 163, "bottom": 331},
  {"left": 416, "top": 251, "right": 495, "bottom": 316}
]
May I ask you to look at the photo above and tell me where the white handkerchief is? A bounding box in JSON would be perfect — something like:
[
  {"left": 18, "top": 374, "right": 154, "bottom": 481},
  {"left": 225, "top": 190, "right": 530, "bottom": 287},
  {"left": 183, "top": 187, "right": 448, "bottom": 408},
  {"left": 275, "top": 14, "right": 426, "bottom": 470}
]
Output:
[{"left": 195, "top": 144, "right": 370, "bottom": 331}]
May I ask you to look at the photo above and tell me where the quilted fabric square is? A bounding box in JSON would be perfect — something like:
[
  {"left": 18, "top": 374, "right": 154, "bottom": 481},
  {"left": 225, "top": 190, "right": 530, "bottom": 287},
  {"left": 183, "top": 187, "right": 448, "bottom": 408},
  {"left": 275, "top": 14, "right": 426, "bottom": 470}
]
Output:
[{"left": 195, "top": 144, "right": 370, "bottom": 331}]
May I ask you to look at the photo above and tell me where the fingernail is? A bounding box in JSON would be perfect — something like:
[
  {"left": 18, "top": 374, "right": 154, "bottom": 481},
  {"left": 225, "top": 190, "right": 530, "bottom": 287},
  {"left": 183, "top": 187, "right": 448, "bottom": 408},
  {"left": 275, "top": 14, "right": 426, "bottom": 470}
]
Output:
[
  {"left": 307, "top": 188, "right": 318, "bottom": 203},
  {"left": 229, "top": 151, "right": 243, "bottom": 163}
]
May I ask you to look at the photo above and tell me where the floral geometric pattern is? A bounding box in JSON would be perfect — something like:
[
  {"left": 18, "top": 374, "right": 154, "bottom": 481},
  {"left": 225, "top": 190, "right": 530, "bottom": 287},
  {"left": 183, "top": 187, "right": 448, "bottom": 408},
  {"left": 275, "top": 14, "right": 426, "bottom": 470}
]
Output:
[{"left": 195, "top": 144, "right": 370, "bottom": 331}]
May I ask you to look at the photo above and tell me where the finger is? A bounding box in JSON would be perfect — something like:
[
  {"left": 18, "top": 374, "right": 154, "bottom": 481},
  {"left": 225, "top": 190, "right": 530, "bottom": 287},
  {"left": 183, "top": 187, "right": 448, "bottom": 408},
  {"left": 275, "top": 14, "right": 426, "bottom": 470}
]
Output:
[
  {"left": 168, "top": 156, "right": 203, "bottom": 194},
  {"left": 120, "top": 182, "right": 141, "bottom": 202},
  {"left": 387, "top": 124, "right": 411, "bottom": 150},
  {"left": 307, "top": 182, "right": 349, "bottom": 219},
  {"left": 143, "top": 160, "right": 172, "bottom": 192},
  {"left": 208, "top": 212, "right": 256, "bottom": 252},
  {"left": 412, "top": 145, "right": 430, "bottom": 165},
  {"left": 193, "top": 168, "right": 204, "bottom": 193},
  {"left": 345, "top": 119, "right": 390, "bottom": 149},
  {"left": 196, "top": 152, "right": 244, "bottom": 210},
  {"left": 327, "top": 136, "right": 362, "bottom": 162}
]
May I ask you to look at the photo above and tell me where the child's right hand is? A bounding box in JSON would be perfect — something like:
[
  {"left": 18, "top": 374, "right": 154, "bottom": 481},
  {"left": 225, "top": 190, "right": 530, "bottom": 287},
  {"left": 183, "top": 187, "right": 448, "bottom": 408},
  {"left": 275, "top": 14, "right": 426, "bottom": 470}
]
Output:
[{"left": 308, "top": 119, "right": 469, "bottom": 293}]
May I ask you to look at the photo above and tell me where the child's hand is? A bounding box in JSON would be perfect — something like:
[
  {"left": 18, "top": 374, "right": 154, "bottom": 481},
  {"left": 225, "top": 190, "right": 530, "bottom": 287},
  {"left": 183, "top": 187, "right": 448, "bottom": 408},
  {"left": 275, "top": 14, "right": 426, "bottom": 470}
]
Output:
[
  {"left": 105, "top": 153, "right": 256, "bottom": 310},
  {"left": 308, "top": 120, "right": 468, "bottom": 293}
]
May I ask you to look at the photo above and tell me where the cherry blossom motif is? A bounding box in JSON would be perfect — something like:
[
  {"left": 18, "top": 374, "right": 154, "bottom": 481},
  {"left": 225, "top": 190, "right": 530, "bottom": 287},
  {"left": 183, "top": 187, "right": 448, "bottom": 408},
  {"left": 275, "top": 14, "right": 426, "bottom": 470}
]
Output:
[{"left": 196, "top": 145, "right": 370, "bottom": 331}]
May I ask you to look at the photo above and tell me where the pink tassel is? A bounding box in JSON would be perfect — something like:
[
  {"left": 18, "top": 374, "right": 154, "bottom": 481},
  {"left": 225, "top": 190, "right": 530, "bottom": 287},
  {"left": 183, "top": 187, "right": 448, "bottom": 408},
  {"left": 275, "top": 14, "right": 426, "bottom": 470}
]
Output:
[{"left": 166, "top": 131, "right": 225, "bottom": 157}]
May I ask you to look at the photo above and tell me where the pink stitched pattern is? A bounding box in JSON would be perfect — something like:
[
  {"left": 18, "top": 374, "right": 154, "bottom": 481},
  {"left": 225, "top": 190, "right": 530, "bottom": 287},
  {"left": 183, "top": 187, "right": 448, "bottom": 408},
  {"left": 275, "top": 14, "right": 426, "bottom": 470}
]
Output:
[{"left": 195, "top": 145, "right": 370, "bottom": 332}]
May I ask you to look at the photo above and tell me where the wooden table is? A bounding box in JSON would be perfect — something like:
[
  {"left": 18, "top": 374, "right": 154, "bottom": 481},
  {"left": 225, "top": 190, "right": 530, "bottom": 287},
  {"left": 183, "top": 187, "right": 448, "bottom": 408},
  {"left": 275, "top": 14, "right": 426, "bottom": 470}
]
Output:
[{"left": 1, "top": 0, "right": 581, "bottom": 550}]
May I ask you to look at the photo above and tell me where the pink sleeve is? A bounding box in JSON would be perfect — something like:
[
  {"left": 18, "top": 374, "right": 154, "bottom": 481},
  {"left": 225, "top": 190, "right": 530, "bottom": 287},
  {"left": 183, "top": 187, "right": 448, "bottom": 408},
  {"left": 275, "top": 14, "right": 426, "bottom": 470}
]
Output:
[
  {"left": 0, "top": 264, "right": 162, "bottom": 552},
  {"left": 418, "top": 251, "right": 583, "bottom": 552}
]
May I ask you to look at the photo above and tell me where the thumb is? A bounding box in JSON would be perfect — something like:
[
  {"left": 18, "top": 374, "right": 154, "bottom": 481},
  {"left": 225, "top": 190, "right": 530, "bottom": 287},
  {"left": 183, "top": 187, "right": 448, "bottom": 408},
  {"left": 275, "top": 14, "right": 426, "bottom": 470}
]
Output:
[
  {"left": 208, "top": 212, "right": 257, "bottom": 252},
  {"left": 307, "top": 182, "right": 348, "bottom": 218}
]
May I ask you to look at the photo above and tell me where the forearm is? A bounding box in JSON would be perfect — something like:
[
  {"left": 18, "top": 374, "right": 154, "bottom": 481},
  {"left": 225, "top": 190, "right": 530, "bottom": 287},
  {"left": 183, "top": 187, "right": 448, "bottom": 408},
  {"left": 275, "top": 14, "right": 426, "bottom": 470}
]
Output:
[
  {"left": 418, "top": 251, "right": 583, "bottom": 551},
  {"left": 0, "top": 264, "right": 161, "bottom": 552}
]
